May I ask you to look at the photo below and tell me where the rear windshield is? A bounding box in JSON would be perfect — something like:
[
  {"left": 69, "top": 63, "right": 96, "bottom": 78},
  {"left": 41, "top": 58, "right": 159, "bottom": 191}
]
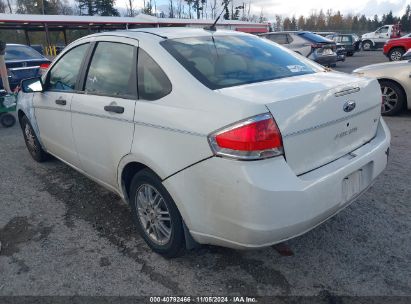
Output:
[
  {"left": 298, "top": 32, "right": 333, "bottom": 43},
  {"left": 161, "top": 35, "right": 318, "bottom": 90},
  {"left": 5, "top": 45, "right": 44, "bottom": 61}
]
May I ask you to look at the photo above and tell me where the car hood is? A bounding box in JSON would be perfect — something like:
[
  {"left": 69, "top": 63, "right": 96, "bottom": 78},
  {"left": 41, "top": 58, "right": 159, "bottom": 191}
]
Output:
[{"left": 353, "top": 61, "right": 410, "bottom": 73}]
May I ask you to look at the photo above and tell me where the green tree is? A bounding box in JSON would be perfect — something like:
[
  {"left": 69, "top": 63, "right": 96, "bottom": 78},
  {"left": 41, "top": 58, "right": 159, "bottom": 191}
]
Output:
[
  {"left": 297, "top": 15, "right": 305, "bottom": 30},
  {"left": 352, "top": 15, "right": 359, "bottom": 32},
  {"left": 400, "top": 5, "right": 411, "bottom": 32},
  {"left": 283, "top": 17, "right": 292, "bottom": 30},
  {"left": 290, "top": 16, "right": 297, "bottom": 30},
  {"left": 184, "top": 0, "right": 193, "bottom": 18},
  {"left": 16, "top": 0, "right": 71, "bottom": 14},
  {"left": 76, "top": 0, "right": 95, "bottom": 15},
  {"left": 222, "top": 0, "right": 230, "bottom": 20},
  {"left": 383, "top": 10, "right": 394, "bottom": 24},
  {"left": 142, "top": 0, "right": 153, "bottom": 15},
  {"left": 317, "top": 10, "right": 326, "bottom": 30},
  {"left": 0, "top": 0, "right": 5, "bottom": 13},
  {"left": 192, "top": 0, "right": 206, "bottom": 19},
  {"left": 95, "top": 0, "right": 119, "bottom": 16}
]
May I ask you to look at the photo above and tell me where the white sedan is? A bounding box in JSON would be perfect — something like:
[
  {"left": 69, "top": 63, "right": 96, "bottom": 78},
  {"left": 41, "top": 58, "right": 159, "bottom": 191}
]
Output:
[
  {"left": 354, "top": 60, "right": 411, "bottom": 116},
  {"left": 17, "top": 28, "right": 390, "bottom": 257}
]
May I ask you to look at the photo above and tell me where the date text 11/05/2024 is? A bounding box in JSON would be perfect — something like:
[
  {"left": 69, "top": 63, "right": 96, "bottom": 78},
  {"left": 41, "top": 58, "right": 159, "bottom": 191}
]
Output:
[{"left": 149, "top": 296, "right": 258, "bottom": 303}]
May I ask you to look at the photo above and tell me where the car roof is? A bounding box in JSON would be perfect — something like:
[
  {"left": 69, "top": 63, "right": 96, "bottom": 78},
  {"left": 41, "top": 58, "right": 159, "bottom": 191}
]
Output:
[{"left": 87, "top": 27, "right": 249, "bottom": 41}]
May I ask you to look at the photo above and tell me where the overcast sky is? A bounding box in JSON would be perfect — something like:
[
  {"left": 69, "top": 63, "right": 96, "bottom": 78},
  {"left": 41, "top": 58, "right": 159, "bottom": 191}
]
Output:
[{"left": 115, "top": 0, "right": 409, "bottom": 20}]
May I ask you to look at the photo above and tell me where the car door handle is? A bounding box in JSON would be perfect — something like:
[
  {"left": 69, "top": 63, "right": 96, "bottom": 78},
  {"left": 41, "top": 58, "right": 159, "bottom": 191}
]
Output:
[
  {"left": 55, "top": 99, "right": 66, "bottom": 105},
  {"left": 104, "top": 105, "right": 124, "bottom": 114}
]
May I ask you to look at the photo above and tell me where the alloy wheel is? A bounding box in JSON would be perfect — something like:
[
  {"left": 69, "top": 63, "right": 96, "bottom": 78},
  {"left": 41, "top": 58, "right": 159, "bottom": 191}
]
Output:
[
  {"left": 135, "top": 184, "right": 172, "bottom": 245},
  {"left": 381, "top": 85, "right": 399, "bottom": 114},
  {"left": 390, "top": 50, "right": 402, "bottom": 61}
]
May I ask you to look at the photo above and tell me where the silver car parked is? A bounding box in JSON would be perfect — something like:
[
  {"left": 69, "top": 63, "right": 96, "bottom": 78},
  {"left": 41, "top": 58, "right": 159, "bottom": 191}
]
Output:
[{"left": 260, "top": 31, "right": 338, "bottom": 67}]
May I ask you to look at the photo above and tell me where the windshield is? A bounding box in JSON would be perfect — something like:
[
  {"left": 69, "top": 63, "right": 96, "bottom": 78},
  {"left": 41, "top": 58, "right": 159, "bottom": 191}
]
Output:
[
  {"left": 161, "top": 35, "right": 319, "bottom": 90},
  {"left": 5, "top": 45, "right": 44, "bottom": 61}
]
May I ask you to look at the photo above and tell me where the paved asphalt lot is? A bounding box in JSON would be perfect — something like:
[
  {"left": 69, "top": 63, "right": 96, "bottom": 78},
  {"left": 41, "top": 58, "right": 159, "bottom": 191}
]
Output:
[{"left": 0, "top": 51, "right": 410, "bottom": 299}]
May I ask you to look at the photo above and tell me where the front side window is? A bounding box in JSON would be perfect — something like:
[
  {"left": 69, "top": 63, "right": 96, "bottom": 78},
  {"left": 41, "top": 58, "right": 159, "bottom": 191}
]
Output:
[
  {"left": 47, "top": 43, "right": 89, "bottom": 92},
  {"left": 377, "top": 27, "right": 389, "bottom": 34},
  {"left": 268, "top": 34, "right": 288, "bottom": 45},
  {"left": 137, "top": 48, "right": 172, "bottom": 100},
  {"left": 161, "top": 35, "right": 319, "bottom": 90},
  {"left": 85, "top": 42, "right": 136, "bottom": 98}
]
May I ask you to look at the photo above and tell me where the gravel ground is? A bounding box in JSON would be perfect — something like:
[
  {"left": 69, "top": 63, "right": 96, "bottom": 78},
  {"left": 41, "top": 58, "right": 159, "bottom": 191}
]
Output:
[{"left": 0, "top": 51, "right": 410, "bottom": 300}]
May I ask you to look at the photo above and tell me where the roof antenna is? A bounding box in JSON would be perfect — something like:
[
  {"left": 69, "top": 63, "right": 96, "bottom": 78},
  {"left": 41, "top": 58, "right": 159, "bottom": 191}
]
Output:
[{"left": 204, "top": 1, "right": 231, "bottom": 32}]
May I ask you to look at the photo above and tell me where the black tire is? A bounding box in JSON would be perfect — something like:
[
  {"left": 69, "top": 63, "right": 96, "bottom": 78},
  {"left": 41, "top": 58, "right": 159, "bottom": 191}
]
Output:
[
  {"left": 0, "top": 113, "right": 16, "bottom": 128},
  {"left": 379, "top": 80, "right": 406, "bottom": 116},
  {"left": 388, "top": 47, "right": 405, "bottom": 61},
  {"left": 347, "top": 52, "right": 354, "bottom": 57},
  {"left": 20, "top": 115, "right": 50, "bottom": 162},
  {"left": 362, "top": 40, "right": 372, "bottom": 51},
  {"left": 129, "top": 169, "right": 184, "bottom": 258}
]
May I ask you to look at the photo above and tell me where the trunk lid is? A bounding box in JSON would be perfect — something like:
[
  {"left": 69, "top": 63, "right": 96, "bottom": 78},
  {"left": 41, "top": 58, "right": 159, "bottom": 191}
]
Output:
[{"left": 218, "top": 72, "right": 381, "bottom": 175}]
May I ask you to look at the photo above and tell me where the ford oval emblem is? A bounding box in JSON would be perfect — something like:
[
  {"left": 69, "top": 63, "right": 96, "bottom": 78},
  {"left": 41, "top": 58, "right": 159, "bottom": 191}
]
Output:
[{"left": 343, "top": 100, "right": 356, "bottom": 112}]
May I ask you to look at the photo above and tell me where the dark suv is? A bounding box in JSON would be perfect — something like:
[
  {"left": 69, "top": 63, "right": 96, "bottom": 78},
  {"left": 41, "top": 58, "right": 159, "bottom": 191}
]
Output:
[{"left": 326, "top": 34, "right": 361, "bottom": 56}]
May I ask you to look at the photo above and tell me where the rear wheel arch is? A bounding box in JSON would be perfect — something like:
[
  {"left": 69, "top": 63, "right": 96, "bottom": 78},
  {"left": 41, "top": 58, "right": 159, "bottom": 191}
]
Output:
[
  {"left": 378, "top": 78, "right": 407, "bottom": 101},
  {"left": 378, "top": 78, "right": 407, "bottom": 115},
  {"left": 120, "top": 161, "right": 152, "bottom": 203},
  {"left": 119, "top": 160, "right": 198, "bottom": 252},
  {"left": 390, "top": 46, "right": 406, "bottom": 52},
  {"left": 362, "top": 40, "right": 373, "bottom": 50}
]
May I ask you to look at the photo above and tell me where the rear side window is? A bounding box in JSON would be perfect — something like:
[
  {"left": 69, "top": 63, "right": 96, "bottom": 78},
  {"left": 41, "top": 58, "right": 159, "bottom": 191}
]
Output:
[
  {"left": 341, "top": 36, "right": 351, "bottom": 43},
  {"left": 161, "top": 35, "right": 318, "bottom": 90},
  {"left": 137, "top": 48, "right": 171, "bottom": 100},
  {"left": 5, "top": 45, "right": 43, "bottom": 60},
  {"left": 85, "top": 42, "right": 136, "bottom": 98},
  {"left": 267, "top": 34, "right": 288, "bottom": 45},
  {"left": 47, "top": 43, "right": 89, "bottom": 92}
]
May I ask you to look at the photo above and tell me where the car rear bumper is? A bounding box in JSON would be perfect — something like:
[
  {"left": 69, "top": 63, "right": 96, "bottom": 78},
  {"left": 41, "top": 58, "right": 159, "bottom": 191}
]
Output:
[
  {"left": 311, "top": 53, "right": 338, "bottom": 66},
  {"left": 164, "top": 118, "right": 390, "bottom": 249}
]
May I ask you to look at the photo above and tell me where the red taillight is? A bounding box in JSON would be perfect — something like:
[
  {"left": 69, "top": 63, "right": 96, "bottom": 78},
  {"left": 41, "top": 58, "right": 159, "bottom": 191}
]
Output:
[
  {"left": 209, "top": 113, "right": 283, "bottom": 160},
  {"left": 39, "top": 63, "right": 50, "bottom": 74}
]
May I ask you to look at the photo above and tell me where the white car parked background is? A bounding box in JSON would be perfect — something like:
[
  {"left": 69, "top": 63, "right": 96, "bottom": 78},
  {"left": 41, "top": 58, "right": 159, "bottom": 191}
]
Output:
[
  {"left": 17, "top": 28, "right": 390, "bottom": 257},
  {"left": 354, "top": 60, "right": 411, "bottom": 116}
]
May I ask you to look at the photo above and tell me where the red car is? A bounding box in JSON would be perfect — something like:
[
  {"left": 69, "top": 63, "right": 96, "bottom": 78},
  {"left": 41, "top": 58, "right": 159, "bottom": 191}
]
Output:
[{"left": 383, "top": 37, "right": 411, "bottom": 61}]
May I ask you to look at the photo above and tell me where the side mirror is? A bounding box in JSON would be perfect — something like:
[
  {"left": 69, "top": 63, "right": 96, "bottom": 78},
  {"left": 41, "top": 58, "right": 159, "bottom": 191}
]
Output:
[{"left": 21, "top": 77, "right": 43, "bottom": 93}]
